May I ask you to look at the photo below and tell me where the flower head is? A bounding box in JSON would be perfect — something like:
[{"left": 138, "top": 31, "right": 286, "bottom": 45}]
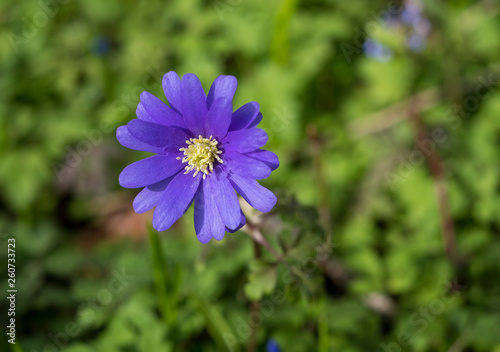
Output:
[
  {"left": 117, "top": 72, "right": 279, "bottom": 243},
  {"left": 266, "top": 339, "right": 281, "bottom": 352}
]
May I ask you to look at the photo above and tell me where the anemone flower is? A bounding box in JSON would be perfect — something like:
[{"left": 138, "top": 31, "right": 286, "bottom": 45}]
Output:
[{"left": 117, "top": 72, "right": 278, "bottom": 243}]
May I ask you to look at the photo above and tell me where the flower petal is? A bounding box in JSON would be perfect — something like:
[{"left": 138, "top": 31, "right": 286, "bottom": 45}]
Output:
[
  {"left": 228, "top": 102, "right": 260, "bottom": 131},
  {"left": 153, "top": 171, "right": 202, "bottom": 231},
  {"left": 245, "top": 150, "right": 279, "bottom": 171},
  {"left": 207, "top": 171, "right": 241, "bottom": 230},
  {"left": 224, "top": 151, "right": 272, "bottom": 179},
  {"left": 119, "top": 155, "right": 183, "bottom": 189},
  {"left": 194, "top": 179, "right": 225, "bottom": 243},
  {"left": 162, "top": 71, "right": 182, "bottom": 114},
  {"left": 181, "top": 73, "right": 207, "bottom": 136},
  {"left": 116, "top": 126, "right": 166, "bottom": 154},
  {"left": 140, "top": 91, "right": 186, "bottom": 128},
  {"left": 127, "top": 119, "right": 190, "bottom": 151},
  {"left": 206, "top": 75, "right": 237, "bottom": 109},
  {"left": 136, "top": 103, "right": 156, "bottom": 123},
  {"left": 248, "top": 112, "right": 263, "bottom": 128},
  {"left": 133, "top": 177, "right": 173, "bottom": 213},
  {"left": 226, "top": 211, "right": 246, "bottom": 233},
  {"left": 222, "top": 128, "right": 268, "bottom": 153},
  {"left": 205, "top": 98, "right": 233, "bottom": 139},
  {"left": 228, "top": 173, "right": 277, "bottom": 213}
]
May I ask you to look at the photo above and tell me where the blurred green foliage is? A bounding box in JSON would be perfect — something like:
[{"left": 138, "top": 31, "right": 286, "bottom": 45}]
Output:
[{"left": 1, "top": 0, "right": 500, "bottom": 351}]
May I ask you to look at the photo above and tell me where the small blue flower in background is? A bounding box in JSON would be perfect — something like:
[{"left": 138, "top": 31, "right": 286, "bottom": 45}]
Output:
[
  {"left": 401, "top": 1, "right": 422, "bottom": 26},
  {"left": 413, "top": 17, "right": 431, "bottom": 37},
  {"left": 407, "top": 32, "right": 426, "bottom": 52},
  {"left": 266, "top": 339, "right": 281, "bottom": 352},
  {"left": 91, "top": 36, "right": 110, "bottom": 56},
  {"left": 400, "top": 0, "right": 431, "bottom": 53},
  {"left": 363, "top": 39, "right": 394, "bottom": 62},
  {"left": 117, "top": 72, "right": 279, "bottom": 243},
  {"left": 363, "top": 0, "right": 432, "bottom": 59}
]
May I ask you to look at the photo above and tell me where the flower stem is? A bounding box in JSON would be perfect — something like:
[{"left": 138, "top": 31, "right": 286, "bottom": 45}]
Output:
[
  {"left": 245, "top": 220, "right": 283, "bottom": 262},
  {"left": 247, "top": 239, "right": 262, "bottom": 352},
  {"left": 408, "top": 103, "right": 458, "bottom": 263},
  {"left": 245, "top": 220, "right": 309, "bottom": 281}
]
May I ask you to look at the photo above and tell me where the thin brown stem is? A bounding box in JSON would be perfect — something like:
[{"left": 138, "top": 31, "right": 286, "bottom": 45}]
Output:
[
  {"left": 348, "top": 65, "right": 500, "bottom": 138},
  {"left": 247, "top": 238, "right": 262, "bottom": 352},
  {"left": 244, "top": 220, "right": 321, "bottom": 286},
  {"left": 307, "top": 125, "right": 332, "bottom": 244},
  {"left": 348, "top": 87, "right": 440, "bottom": 138},
  {"left": 245, "top": 220, "right": 284, "bottom": 262},
  {"left": 447, "top": 328, "right": 470, "bottom": 352},
  {"left": 408, "top": 104, "right": 457, "bottom": 262}
]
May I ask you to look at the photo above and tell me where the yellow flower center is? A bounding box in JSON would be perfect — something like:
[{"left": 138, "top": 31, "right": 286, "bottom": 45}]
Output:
[{"left": 177, "top": 135, "right": 223, "bottom": 179}]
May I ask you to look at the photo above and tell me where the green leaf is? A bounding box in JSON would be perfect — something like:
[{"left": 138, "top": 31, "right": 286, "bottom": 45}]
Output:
[
  {"left": 148, "top": 226, "right": 180, "bottom": 327},
  {"left": 317, "top": 299, "right": 329, "bottom": 352},
  {"left": 271, "top": 0, "right": 299, "bottom": 65},
  {"left": 244, "top": 260, "right": 277, "bottom": 301},
  {"left": 10, "top": 342, "right": 24, "bottom": 352},
  {"left": 190, "top": 292, "right": 239, "bottom": 352}
]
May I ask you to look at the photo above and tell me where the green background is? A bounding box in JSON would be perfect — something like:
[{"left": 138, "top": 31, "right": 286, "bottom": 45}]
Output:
[{"left": 1, "top": 0, "right": 499, "bottom": 351}]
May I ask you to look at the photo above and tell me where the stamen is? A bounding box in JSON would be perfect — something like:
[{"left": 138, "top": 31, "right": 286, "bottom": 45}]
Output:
[{"left": 178, "top": 135, "right": 223, "bottom": 179}]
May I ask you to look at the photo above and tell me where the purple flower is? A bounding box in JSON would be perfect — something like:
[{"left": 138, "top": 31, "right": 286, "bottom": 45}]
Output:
[
  {"left": 401, "top": 1, "right": 422, "bottom": 26},
  {"left": 266, "top": 339, "right": 281, "bottom": 352},
  {"left": 117, "top": 72, "right": 279, "bottom": 243},
  {"left": 363, "top": 39, "right": 393, "bottom": 62},
  {"left": 407, "top": 32, "right": 426, "bottom": 52}
]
